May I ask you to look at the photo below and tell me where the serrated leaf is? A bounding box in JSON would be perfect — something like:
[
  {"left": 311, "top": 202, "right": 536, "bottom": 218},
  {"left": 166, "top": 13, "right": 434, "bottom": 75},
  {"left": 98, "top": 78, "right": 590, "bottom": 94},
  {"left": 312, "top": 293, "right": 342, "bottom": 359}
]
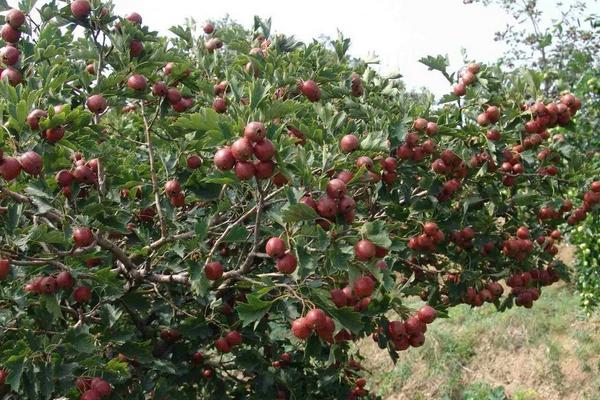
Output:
[
  {"left": 359, "top": 220, "right": 391, "bottom": 248},
  {"left": 281, "top": 203, "right": 318, "bottom": 224},
  {"left": 235, "top": 294, "right": 273, "bottom": 328}
]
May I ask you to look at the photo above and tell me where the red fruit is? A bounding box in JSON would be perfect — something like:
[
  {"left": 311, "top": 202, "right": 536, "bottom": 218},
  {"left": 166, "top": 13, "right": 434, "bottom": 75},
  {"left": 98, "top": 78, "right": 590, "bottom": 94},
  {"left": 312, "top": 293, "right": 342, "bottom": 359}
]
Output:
[
  {"left": 73, "top": 227, "right": 94, "bottom": 248},
  {"left": 291, "top": 318, "right": 312, "bottom": 339},
  {"left": 73, "top": 285, "right": 92, "bottom": 303},
  {"left": 152, "top": 81, "right": 168, "bottom": 97},
  {"left": 254, "top": 160, "right": 274, "bottom": 179},
  {"left": 338, "top": 195, "right": 356, "bottom": 213},
  {"left": 487, "top": 282, "right": 504, "bottom": 297},
  {"left": 423, "top": 222, "right": 438, "bottom": 236},
  {"left": 214, "top": 147, "right": 235, "bottom": 170},
  {"left": 265, "top": 237, "right": 286, "bottom": 258},
  {"left": 202, "top": 369, "right": 213, "bottom": 379},
  {"left": 453, "top": 82, "right": 466, "bottom": 96},
  {"left": 485, "top": 106, "right": 500, "bottom": 122},
  {"left": 1, "top": 24, "right": 21, "bottom": 43},
  {"left": 234, "top": 161, "right": 255, "bottom": 180},
  {"left": 272, "top": 173, "right": 289, "bottom": 186},
  {"left": 354, "top": 239, "right": 376, "bottom": 261},
  {"left": 253, "top": 139, "right": 275, "bottom": 161},
  {"left": 56, "top": 271, "right": 74, "bottom": 289},
  {"left": 417, "top": 305, "right": 437, "bottom": 324},
  {"left": 305, "top": 308, "right": 327, "bottom": 329},
  {"left": 71, "top": 0, "right": 91, "bottom": 19},
  {"left": 1, "top": 66, "right": 22, "bottom": 85},
  {"left": 476, "top": 112, "right": 489, "bottom": 126},
  {"left": 90, "top": 378, "right": 111, "bottom": 397},
  {"left": 425, "top": 121, "right": 438, "bottom": 136},
  {"left": 486, "top": 129, "right": 501, "bottom": 141},
  {"left": 397, "top": 144, "right": 412, "bottom": 160},
  {"left": 80, "top": 390, "right": 101, "bottom": 400},
  {"left": 203, "top": 23, "right": 215, "bottom": 34},
  {"left": 431, "top": 159, "right": 448, "bottom": 174},
  {"left": 381, "top": 157, "right": 397, "bottom": 172},
  {"left": 192, "top": 351, "right": 203, "bottom": 365},
  {"left": 127, "top": 74, "right": 147, "bottom": 91},
  {"left": 225, "top": 331, "right": 242, "bottom": 347},
  {"left": 591, "top": 181, "right": 600, "bottom": 193},
  {"left": 44, "top": 126, "right": 65, "bottom": 143},
  {"left": 215, "top": 337, "right": 231, "bottom": 353},
  {"left": 276, "top": 253, "right": 297, "bottom": 274},
  {"left": 86, "top": 95, "right": 107, "bottom": 114},
  {"left": 86, "top": 63, "right": 95, "bottom": 74},
  {"left": 6, "top": 9, "right": 26, "bottom": 28},
  {"left": 405, "top": 132, "right": 419, "bottom": 147},
  {"left": 288, "top": 127, "right": 306, "bottom": 145},
  {"left": 353, "top": 276, "right": 375, "bottom": 298},
  {"left": 0, "top": 259, "right": 10, "bottom": 280},
  {"left": 166, "top": 88, "right": 182, "bottom": 104},
  {"left": 404, "top": 316, "right": 425, "bottom": 335},
  {"left": 73, "top": 165, "right": 94, "bottom": 183},
  {"left": 212, "top": 97, "right": 227, "bottom": 113},
  {"left": 467, "top": 63, "right": 481, "bottom": 73},
  {"left": 164, "top": 179, "right": 181, "bottom": 196},
  {"left": 326, "top": 178, "right": 347, "bottom": 199},
  {"left": 170, "top": 192, "right": 185, "bottom": 208},
  {"left": 204, "top": 261, "right": 224, "bottom": 280},
  {"left": 244, "top": 121, "right": 266, "bottom": 142},
  {"left": 413, "top": 118, "right": 428, "bottom": 131},
  {"left": 39, "top": 276, "right": 57, "bottom": 294},
  {"left": 18, "top": 151, "right": 42, "bottom": 176},
  {"left": 186, "top": 154, "right": 202, "bottom": 169},
  {"left": 356, "top": 156, "right": 374, "bottom": 170},
  {"left": 0, "top": 46, "right": 19, "bottom": 65},
  {"left": 337, "top": 170, "right": 354, "bottom": 184},
  {"left": 299, "top": 80, "right": 321, "bottom": 102},
  {"left": 231, "top": 138, "right": 253, "bottom": 161},
  {"left": 388, "top": 320, "right": 406, "bottom": 338},
  {"left": 27, "top": 109, "right": 47, "bottom": 130},
  {"left": 516, "top": 226, "right": 529, "bottom": 239},
  {"left": 340, "top": 134, "right": 359, "bottom": 153},
  {"left": 409, "top": 332, "right": 425, "bottom": 347},
  {"left": 316, "top": 197, "right": 337, "bottom": 218},
  {"left": 331, "top": 288, "right": 347, "bottom": 308},
  {"left": 462, "top": 71, "right": 476, "bottom": 85},
  {"left": 125, "top": 12, "right": 142, "bottom": 24}
]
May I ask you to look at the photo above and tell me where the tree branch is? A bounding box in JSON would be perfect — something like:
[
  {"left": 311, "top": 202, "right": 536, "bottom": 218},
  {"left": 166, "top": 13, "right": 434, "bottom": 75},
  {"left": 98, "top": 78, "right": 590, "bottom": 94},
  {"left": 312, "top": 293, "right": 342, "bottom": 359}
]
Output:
[{"left": 140, "top": 102, "right": 168, "bottom": 239}]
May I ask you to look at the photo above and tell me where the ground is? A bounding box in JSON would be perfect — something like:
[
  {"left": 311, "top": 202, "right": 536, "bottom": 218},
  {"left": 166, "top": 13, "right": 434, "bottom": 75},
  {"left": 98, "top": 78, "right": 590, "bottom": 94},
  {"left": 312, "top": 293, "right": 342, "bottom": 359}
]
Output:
[{"left": 360, "top": 246, "right": 600, "bottom": 400}]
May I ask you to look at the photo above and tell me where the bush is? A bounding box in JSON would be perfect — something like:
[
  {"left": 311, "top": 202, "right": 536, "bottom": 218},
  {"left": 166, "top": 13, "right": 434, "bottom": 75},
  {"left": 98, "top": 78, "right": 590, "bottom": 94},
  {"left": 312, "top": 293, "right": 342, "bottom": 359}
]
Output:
[{"left": 0, "top": 2, "right": 598, "bottom": 399}]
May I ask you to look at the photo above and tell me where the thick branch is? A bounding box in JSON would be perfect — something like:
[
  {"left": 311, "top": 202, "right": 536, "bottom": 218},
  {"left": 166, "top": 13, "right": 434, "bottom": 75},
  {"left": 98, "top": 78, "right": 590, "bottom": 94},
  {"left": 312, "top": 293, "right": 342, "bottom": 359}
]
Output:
[{"left": 94, "top": 235, "right": 138, "bottom": 271}]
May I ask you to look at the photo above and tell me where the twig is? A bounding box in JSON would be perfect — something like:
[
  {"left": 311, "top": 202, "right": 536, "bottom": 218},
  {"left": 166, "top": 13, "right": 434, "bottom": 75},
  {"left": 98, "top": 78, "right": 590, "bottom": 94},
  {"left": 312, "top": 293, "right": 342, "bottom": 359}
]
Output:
[{"left": 140, "top": 102, "right": 168, "bottom": 238}]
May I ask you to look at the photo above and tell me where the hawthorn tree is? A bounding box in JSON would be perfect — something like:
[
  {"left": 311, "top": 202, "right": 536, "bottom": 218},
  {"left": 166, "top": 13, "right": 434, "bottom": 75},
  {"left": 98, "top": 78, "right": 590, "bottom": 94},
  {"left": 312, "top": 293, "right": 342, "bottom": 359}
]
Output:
[{"left": 0, "top": 1, "right": 598, "bottom": 399}]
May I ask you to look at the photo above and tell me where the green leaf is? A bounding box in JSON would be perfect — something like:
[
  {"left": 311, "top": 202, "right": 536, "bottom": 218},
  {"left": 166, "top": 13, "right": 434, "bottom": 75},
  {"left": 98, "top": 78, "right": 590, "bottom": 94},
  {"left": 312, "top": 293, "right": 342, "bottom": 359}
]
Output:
[
  {"left": 64, "top": 326, "right": 95, "bottom": 354},
  {"left": 328, "top": 307, "right": 363, "bottom": 334},
  {"left": 41, "top": 294, "right": 62, "bottom": 320},
  {"left": 360, "top": 131, "right": 389, "bottom": 152},
  {"left": 359, "top": 220, "right": 391, "bottom": 248},
  {"left": 419, "top": 54, "right": 451, "bottom": 82},
  {"left": 281, "top": 203, "right": 318, "bottom": 224},
  {"left": 235, "top": 294, "right": 273, "bottom": 328}
]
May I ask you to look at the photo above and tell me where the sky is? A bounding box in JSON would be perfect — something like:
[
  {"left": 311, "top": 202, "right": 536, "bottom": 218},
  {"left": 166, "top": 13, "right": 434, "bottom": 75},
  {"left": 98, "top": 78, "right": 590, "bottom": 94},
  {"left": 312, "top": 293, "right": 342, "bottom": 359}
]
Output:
[{"left": 111, "top": 0, "right": 514, "bottom": 96}]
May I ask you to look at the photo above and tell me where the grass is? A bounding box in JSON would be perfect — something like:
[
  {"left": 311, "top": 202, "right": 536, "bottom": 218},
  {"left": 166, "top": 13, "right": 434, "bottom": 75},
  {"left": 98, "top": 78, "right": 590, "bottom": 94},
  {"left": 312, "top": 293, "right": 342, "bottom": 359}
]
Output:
[{"left": 359, "top": 284, "right": 600, "bottom": 400}]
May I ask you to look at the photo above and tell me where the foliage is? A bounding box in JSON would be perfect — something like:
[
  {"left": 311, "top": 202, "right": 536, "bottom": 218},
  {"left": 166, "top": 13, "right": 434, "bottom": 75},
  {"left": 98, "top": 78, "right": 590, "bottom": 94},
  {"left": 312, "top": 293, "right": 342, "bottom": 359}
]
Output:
[{"left": 0, "top": 0, "right": 598, "bottom": 399}]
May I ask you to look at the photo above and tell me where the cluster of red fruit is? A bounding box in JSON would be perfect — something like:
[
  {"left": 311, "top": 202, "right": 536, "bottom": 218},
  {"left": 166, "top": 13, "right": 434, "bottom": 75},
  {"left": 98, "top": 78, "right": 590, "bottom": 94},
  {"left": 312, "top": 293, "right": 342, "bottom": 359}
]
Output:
[
  {"left": 502, "top": 226, "right": 534, "bottom": 261},
  {"left": 164, "top": 178, "right": 186, "bottom": 208},
  {"left": 214, "top": 330, "right": 243, "bottom": 353},
  {"left": 55, "top": 153, "right": 100, "bottom": 198},
  {"left": 476, "top": 105, "right": 501, "bottom": 127},
  {"left": 522, "top": 93, "right": 581, "bottom": 135},
  {"left": 537, "top": 229, "right": 562, "bottom": 256},
  {"left": 507, "top": 267, "right": 560, "bottom": 308},
  {"left": 452, "top": 63, "right": 480, "bottom": 96},
  {"left": 213, "top": 121, "right": 278, "bottom": 181},
  {"left": 376, "top": 305, "right": 437, "bottom": 351},
  {"left": 0, "top": 9, "right": 26, "bottom": 86},
  {"left": 567, "top": 181, "right": 600, "bottom": 225},
  {"left": 265, "top": 237, "right": 298, "bottom": 274},
  {"left": 0, "top": 150, "right": 43, "bottom": 181},
  {"left": 330, "top": 275, "right": 376, "bottom": 312},
  {"left": 396, "top": 119, "right": 437, "bottom": 162},
  {"left": 190, "top": 351, "right": 214, "bottom": 379},
  {"left": 149, "top": 63, "right": 195, "bottom": 112},
  {"left": 538, "top": 201, "right": 571, "bottom": 221},
  {"left": 23, "top": 271, "right": 91, "bottom": 303},
  {"left": 464, "top": 281, "right": 504, "bottom": 307},
  {"left": 498, "top": 149, "right": 528, "bottom": 186},
  {"left": 302, "top": 177, "right": 357, "bottom": 230},
  {"left": 431, "top": 149, "right": 468, "bottom": 178},
  {"left": 203, "top": 22, "right": 223, "bottom": 53},
  {"left": 408, "top": 222, "right": 445, "bottom": 252},
  {"left": 76, "top": 376, "right": 112, "bottom": 400},
  {"left": 291, "top": 307, "right": 344, "bottom": 343},
  {"left": 450, "top": 227, "right": 476, "bottom": 251},
  {"left": 25, "top": 106, "right": 65, "bottom": 144}
]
